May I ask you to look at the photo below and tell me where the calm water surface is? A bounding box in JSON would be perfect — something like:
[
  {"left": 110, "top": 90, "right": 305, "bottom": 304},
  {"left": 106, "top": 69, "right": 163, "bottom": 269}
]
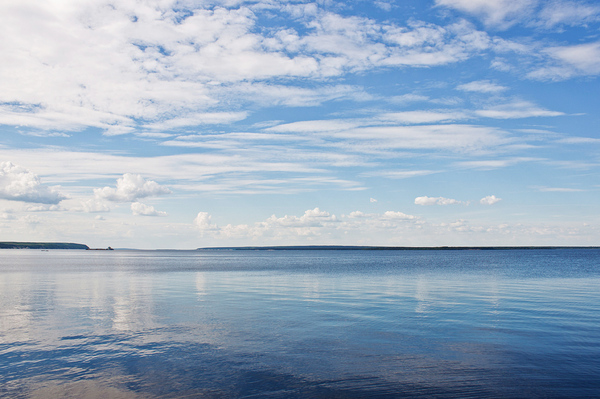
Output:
[{"left": 1, "top": 249, "right": 599, "bottom": 398}]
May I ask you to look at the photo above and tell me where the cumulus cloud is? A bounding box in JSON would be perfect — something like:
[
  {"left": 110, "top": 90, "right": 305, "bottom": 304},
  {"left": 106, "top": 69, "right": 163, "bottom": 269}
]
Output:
[
  {"left": 94, "top": 173, "right": 171, "bottom": 202},
  {"left": 192, "top": 207, "right": 419, "bottom": 241},
  {"left": 415, "top": 196, "right": 464, "bottom": 205},
  {"left": 263, "top": 208, "right": 338, "bottom": 228},
  {"left": 480, "top": 195, "right": 502, "bottom": 205},
  {"left": 382, "top": 211, "right": 417, "bottom": 220},
  {"left": 370, "top": 198, "right": 377, "bottom": 203},
  {"left": 131, "top": 202, "right": 167, "bottom": 216},
  {"left": 193, "top": 212, "right": 218, "bottom": 231},
  {"left": 0, "top": 161, "right": 66, "bottom": 204}
]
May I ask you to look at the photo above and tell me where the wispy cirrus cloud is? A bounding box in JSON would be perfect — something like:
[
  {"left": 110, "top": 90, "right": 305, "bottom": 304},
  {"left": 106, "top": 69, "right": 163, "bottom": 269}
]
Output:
[
  {"left": 474, "top": 100, "right": 564, "bottom": 119},
  {"left": 528, "top": 41, "right": 600, "bottom": 80},
  {"left": 456, "top": 157, "right": 541, "bottom": 169},
  {"left": 435, "top": 0, "right": 538, "bottom": 29},
  {"left": 534, "top": 186, "right": 585, "bottom": 192},
  {"left": 363, "top": 170, "right": 439, "bottom": 179},
  {"left": 456, "top": 80, "right": 508, "bottom": 93},
  {"left": 538, "top": 1, "right": 600, "bottom": 28}
]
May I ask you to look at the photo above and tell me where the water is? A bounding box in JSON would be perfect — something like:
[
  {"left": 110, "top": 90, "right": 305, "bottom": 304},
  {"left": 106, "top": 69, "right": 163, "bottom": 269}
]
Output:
[{"left": 1, "top": 249, "right": 599, "bottom": 398}]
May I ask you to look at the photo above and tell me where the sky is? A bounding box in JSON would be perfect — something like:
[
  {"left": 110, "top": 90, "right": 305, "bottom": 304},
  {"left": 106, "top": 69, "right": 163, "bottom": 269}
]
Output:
[{"left": 0, "top": 0, "right": 599, "bottom": 249}]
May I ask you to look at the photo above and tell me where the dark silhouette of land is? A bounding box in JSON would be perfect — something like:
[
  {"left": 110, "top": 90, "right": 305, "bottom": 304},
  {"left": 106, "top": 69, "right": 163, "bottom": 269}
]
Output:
[
  {"left": 197, "top": 245, "right": 598, "bottom": 251},
  {"left": 0, "top": 242, "right": 89, "bottom": 250}
]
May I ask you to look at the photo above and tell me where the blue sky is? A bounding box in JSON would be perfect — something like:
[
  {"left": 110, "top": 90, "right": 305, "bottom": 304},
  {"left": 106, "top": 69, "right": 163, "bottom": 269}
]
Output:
[{"left": 1, "top": 0, "right": 599, "bottom": 249}]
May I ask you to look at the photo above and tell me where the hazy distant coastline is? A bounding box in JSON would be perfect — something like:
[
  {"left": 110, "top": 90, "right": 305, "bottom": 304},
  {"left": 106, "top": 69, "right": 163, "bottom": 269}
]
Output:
[
  {"left": 0, "top": 242, "right": 89, "bottom": 250},
  {"left": 2, "top": 243, "right": 597, "bottom": 251},
  {"left": 197, "top": 245, "right": 599, "bottom": 251}
]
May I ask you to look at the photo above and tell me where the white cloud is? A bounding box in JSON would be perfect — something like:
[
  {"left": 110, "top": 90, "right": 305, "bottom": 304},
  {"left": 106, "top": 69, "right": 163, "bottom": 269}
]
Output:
[
  {"left": 379, "top": 110, "right": 468, "bottom": 124},
  {"left": 435, "top": 0, "right": 538, "bottom": 29},
  {"left": 266, "top": 119, "right": 362, "bottom": 133},
  {"left": 415, "top": 196, "right": 463, "bottom": 205},
  {"left": 480, "top": 195, "right": 502, "bottom": 205},
  {"left": 365, "top": 170, "right": 439, "bottom": 179},
  {"left": 388, "top": 94, "right": 430, "bottom": 104},
  {"left": 529, "top": 41, "right": 600, "bottom": 80},
  {"left": 131, "top": 202, "right": 167, "bottom": 216},
  {"left": 193, "top": 212, "right": 218, "bottom": 231},
  {"left": 335, "top": 124, "right": 510, "bottom": 153},
  {"left": 0, "top": 147, "right": 366, "bottom": 196},
  {"left": 370, "top": 198, "right": 377, "bottom": 203},
  {"left": 94, "top": 173, "right": 171, "bottom": 202},
  {"left": 536, "top": 187, "right": 584, "bottom": 192},
  {"left": 382, "top": 211, "right": 417, "bottom": 220},
  {"left": 192, "top": 207, "right": 420, "bottom": 242},
  {"left": 219, "top": 83, "right": 372, "bottom": 108},
  {"left": 0, "top": 1, "right": 494, "bottom": 135},
  {"left": 456, "top": 157, "right": 540, "bottom": 169},
  {"left": 80, "top": 199, "right": 111, "bottom": 213},
  {"left": 143, "top": 112, "right": 249, "bottom": 130},
  {"left": 0, "top": 211, "right": 16, "bottom": 220},
  {"left": 557, "top": 137, "right": 600, "bottom": 144},
  {"left": 380, "top": 20, "right": 490, "bottom": 66},
  {"left": 135, "top": 132, "right": 174, "bottom": 139},
  {"left": 374, "top": 1, "right": 393, "bottom": 12},
  {"left": 0, "top": 162, "right": 66, "bottom": 204},
  {"left": 538, "top": 1, "right": 600, "bottom": 28},
  {"left": 475, "top": 100, "right": 563, "bottom": 119},
  {"left": 24, "top": 204, "right": 62, "bottom": 212},
  {"left": 263, "top": 208, "right": 338, "bottom": 228},
  {"left": 456, "top": 80, "right": 508, "bottom": 93}
]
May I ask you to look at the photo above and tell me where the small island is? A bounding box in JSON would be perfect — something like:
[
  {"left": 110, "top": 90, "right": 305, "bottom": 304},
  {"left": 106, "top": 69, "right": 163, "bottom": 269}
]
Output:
[{"left": 0, "top": 242, "right": 90, "bottom": 250}]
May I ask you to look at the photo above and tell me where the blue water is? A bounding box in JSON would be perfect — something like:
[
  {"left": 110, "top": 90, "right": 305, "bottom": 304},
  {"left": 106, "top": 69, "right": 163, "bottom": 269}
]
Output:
[{"left": 1, "top": 249, "right": 599, "bottom": 398}]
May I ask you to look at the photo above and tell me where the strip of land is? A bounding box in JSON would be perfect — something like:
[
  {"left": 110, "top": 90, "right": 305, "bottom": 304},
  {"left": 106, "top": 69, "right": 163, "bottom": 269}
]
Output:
[
  {"left": 197, "top": 245, "right": 599, "bottom": 251},
  {"left": 0, "top": 242, "right": 89, "bottom": 250}
]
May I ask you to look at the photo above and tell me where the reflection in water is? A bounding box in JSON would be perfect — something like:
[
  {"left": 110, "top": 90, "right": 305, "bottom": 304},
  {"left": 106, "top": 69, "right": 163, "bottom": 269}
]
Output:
[
  {"left": 0, "top": 249, "right": 599, "bottom": 398},
  {"left": 195, "top": 272, "right": 206, "bottom": 297}
]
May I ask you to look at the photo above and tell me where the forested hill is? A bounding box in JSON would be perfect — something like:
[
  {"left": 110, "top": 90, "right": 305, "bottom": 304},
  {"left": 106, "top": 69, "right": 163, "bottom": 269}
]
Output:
[{"left": 0, "top": 242, "right": 89, "bottom": 250}]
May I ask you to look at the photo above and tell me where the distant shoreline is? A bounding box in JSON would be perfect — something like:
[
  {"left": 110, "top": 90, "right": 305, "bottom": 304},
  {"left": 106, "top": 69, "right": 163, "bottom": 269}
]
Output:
[
  {"left": 1, "top": 243, "right": 597, "bottom": 251},
  {"left": 0, "top": 242, "right": 89, "bottom": 250},
  {"left": 197, "top": 245, "right": 600, "bottom": 251}
]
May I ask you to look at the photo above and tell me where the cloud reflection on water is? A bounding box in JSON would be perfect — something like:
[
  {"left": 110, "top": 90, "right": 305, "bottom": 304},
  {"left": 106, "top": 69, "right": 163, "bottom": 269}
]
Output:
[{"left": 1, "top": 249, "right": 599, "bottom": 398}]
